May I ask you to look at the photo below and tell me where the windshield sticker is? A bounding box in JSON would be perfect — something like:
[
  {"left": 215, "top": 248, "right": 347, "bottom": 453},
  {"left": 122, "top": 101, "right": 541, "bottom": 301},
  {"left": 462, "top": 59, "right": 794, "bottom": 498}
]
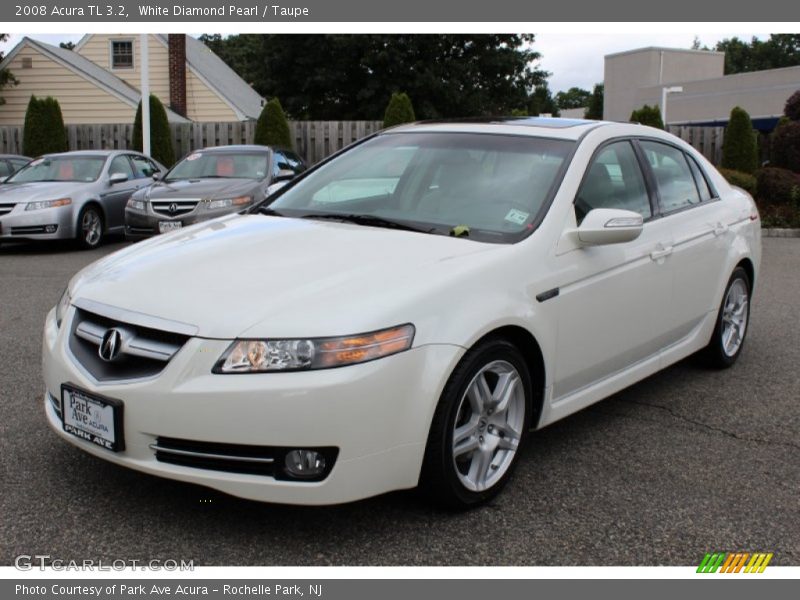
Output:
[
  {"left": 504, "top": 208, "right": 529, "bottom": 225},
  {"left": 186, "top": 153, "right": 202, "bottom": 161}
]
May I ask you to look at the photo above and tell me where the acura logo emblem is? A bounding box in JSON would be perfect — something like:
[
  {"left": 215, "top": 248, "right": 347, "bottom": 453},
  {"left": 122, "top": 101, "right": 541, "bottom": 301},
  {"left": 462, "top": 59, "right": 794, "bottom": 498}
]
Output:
[
  {"left": 168, "top": 202, "right": 178, "bottom": 214},
  {"left": 99, "top": 328, "right": 123, "bottom": 362}
]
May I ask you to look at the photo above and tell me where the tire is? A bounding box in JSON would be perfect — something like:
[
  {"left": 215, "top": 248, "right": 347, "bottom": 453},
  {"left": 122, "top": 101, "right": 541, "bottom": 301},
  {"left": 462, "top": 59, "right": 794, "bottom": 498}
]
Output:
[
  {"left": 703, "top": 267, "right": 751, "bottom": 369},
  {"left": 76, "top": 205, "right": 104, "bottom": 249},
  {"left": 420, "top": 338, "right": 532, "bottom": 508}
]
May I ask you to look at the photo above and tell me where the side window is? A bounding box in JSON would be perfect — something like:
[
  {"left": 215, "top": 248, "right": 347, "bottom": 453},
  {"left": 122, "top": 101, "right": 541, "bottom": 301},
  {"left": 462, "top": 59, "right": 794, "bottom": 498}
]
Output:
[
  {"left": 640, "top": 141, "right": 702, "bottom": 213},
  {"left": 108, "top": 155, "right": 135, "bottom": 180},
  {"left": 10, "top": 159, "right": 29, "bottom": 172},
  {"left": 0, "top": 161, "right": 10, "bottom": 178},
  {"left": 284, "top": 151, "right": 306, "bottom": 174},
  {"left": 130, "top": 155, "right": 158, "bottom": 178},
  {"left": 575, "top": 141, "right": 651, "bottom": 225},
  {"left": 686, "top": 154, "right": 714, "bottom": 202}
]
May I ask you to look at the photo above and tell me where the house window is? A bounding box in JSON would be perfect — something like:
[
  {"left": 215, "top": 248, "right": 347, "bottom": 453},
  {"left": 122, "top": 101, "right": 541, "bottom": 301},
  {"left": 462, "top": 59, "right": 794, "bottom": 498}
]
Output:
[
  {"left": 111, "top": 40, "right": 134, "bottom": 69},
  {"left": 21, "top": 57, "right": 32, "bottom": 69}
]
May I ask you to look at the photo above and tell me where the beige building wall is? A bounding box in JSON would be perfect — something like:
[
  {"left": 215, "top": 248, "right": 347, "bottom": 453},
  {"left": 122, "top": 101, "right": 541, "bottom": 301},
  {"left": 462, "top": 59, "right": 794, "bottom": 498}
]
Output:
[
  {"left": 604, "top": 48, "right": 724, "bottom": 121},
  {"left": 635, "top": 65, "right": 800, "bottom": 123},
  {"left": 77, "top": 34, "right": 238, "bottom": 122},
  {"left": 0, "top": 44, "right": 135, "bottom": 125},
  {"left": 77, "top": 34, "right": 170, "bottom": 105}
]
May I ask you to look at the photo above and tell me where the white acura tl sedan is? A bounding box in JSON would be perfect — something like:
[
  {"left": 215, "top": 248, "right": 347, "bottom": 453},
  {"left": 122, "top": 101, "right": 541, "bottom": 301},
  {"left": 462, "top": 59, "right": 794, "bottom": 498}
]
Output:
[{"left": 43, "top": 118, "right": 760, "bottom": 507}]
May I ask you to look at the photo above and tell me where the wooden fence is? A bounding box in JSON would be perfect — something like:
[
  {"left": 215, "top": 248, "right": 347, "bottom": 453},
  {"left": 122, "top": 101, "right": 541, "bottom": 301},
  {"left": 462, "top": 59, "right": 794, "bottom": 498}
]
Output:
[
  {"left": 0, "top": 120, "right": 384, "bottom": 165},
  {"left": 667, "top": 124, "right": 772, "bottom": 166}
]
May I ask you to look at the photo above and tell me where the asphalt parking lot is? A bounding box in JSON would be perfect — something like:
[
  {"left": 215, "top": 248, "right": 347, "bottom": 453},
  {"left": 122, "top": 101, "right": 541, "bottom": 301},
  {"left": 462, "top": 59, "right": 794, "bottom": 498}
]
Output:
[{"left": 1, "top": 237, "right": 798, "bottom": 566}]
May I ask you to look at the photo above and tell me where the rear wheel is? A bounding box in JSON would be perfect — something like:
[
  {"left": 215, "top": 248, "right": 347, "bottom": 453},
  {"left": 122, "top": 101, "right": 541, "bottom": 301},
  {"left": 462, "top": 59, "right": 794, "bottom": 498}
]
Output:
[
  {"left": 76, "top": 205, "right": 104, "bottom": 249},
  {"left": 421, "top": 339, "right": 531, "bottom": 508},
  {"left": 703, "top": 267, "right": 751, "bottom": 368}
]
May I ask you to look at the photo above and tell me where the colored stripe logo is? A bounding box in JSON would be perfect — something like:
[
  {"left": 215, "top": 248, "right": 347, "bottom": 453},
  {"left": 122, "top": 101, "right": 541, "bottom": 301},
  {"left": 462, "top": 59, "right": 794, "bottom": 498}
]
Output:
[{"left": 697, "top": 552, "right": 773, "bottom": 573}]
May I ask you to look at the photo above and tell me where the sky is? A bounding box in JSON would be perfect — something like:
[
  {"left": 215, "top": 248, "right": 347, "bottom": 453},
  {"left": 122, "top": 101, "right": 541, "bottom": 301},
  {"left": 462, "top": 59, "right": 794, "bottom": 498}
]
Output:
[{"left": 0, "top": 32, "right": 770, "bottom": 94}]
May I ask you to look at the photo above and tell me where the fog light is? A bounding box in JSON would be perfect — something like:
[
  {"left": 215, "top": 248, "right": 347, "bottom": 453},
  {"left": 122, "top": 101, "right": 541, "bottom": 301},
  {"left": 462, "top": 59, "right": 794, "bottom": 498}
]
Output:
[
  {"left": 284, "top": 449, "right": 326, "bottom": 478},
  {"left": 45, "top": 225, "right": 57, "bottom": 233}
]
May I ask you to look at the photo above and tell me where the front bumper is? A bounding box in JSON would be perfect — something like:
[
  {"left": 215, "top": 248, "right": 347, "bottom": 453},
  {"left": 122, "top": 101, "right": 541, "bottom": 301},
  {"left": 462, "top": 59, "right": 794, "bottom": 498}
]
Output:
[
  {"left": 43, "top": 306, "right": 463, "bottom": 504},
  {"left": 125, "top": 205, "right": 245, "bottom": 238},
  {"left": 0, "top": 205, "right": 75, "bottom": 241}
]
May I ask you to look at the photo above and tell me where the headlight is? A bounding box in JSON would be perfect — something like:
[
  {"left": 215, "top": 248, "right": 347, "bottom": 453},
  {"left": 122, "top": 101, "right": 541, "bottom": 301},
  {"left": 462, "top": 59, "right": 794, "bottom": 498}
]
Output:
[
  {"left": 206, "top": 196, "right": 251, "bottom": 210},
  {"left": 25, "top": 198, "right": 72, "bottom": 211},
  {"left": 214, "top": 324, "right": 415, "bottom": 373},
  {"left": 55, "top": 288, "right": 71, "bottom": 328},
  {"left": 127, "top": 198, "right": 146, "bottom": 211}
]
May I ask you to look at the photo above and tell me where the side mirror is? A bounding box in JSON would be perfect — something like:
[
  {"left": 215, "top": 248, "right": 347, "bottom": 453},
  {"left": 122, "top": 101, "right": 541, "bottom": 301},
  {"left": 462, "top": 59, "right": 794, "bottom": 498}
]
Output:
[
  {"left": 152, "top": 171, "right": 162, "bottom": 181},
  {"left": 266, "top": 180, "right": 290, "bottom": 196},
  {"left": 576, "top": 208, "right": 643, "bottom": 246},
  {"left": 273, "top": 168, "right": 295, "bottom": 182},
  {"left": 109, "top": 172, "right": 128, "bottom": 185}
]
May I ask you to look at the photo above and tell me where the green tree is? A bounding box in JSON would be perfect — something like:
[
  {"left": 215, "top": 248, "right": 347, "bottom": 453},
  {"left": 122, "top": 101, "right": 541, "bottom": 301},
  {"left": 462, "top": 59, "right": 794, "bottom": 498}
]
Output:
[
  {"left": 785, "top": 90, "right": 800, "bottom": 121},
  {"left": 528, "top": 83, "right": 560, "bottom": 117},
  {"left": 583, "top": 84, "right": 604, "bottom": 120},
  {"left": 584, "top": 83, "right": 604, "bottom": 120},
  {"left": 201, "top": 34, "right": 548, "bottom": 119},
  {"left": 23, "top": 96, "right": 67, "bottom": 156},
  {"left": 383, "top": 92, "right": 416, "bottom": 128},
  {"left": 721, "top": 106, "right": 758, "bottom": 174},
  {"left": 555, "top": 87, "right": 591, "bottom": 110},
  {"left": 132, "top": 94, "right": 175, "bottom": 167},
  {"left": 714, "top": 34, "right": 800, "bottom": 74},
  {"left": 630, "top": 105, "right": 664, "bottom": 129},
  {"left": 254, "top": 98, "right": 293, "bottom": 148},
  {"left": 0, "top": 33, "right": 18, "bottom": 106}
]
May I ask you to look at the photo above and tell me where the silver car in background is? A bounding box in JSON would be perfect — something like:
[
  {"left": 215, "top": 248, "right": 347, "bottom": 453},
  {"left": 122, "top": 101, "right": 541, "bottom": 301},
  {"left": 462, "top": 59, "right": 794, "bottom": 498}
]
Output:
[
  {"left": 0, "top": 151, "right": 164, "bottom": 249},
  {"left": 124, "top": 145, "right": 306, "bottom": 237}
]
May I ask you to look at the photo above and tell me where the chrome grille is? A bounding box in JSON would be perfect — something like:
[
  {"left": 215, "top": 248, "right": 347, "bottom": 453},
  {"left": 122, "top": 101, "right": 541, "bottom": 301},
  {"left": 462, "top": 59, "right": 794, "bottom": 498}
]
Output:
[
  {"left": 151, "top": 199, "right": 200, "bottom": 218},
  {"left": 0, "top": 203, "right": 16, "bottom": 216},
  {"left": 68, "top": 307, "right": 190, "bottom": 382}
]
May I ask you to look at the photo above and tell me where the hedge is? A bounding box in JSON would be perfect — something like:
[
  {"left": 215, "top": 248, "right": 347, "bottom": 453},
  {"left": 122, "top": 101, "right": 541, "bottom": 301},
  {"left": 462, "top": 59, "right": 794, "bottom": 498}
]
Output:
[
  {"left": 383, "top": 92, "right": 416, "bottom": 128},
  {"left": 719, "top": 168, "right": 757, "bottom": 197},
  {"left": 721, "top": 106, "right": 758, "bottom": 174},
  {"left": 755, "top": 167, "right": 800, "bottom": 207},
  {"left": 22, "top": 96, "right": 67, "bottom": 157},
  {"left": 132, "top": 94, "right": 175, "bottom": 167},
  {"left": 254, "top": 98, "right": 293, "bottom": 148}
]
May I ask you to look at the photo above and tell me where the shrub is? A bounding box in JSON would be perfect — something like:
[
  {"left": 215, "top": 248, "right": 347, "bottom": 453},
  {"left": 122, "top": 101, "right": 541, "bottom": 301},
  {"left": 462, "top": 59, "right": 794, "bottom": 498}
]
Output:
[
  {"left": 132, "top": 94, "right": 175, "bottom": 167},
  {"left": 785, "top": 90, "right": 800, "bottom": 121},
  {"left": 254, "top": 98, "right": 293, "bottom": 148},
  {"left": 755, "top": 167, "right": 800, "bottom": 207},
  {"left": 770, "top": 120, "right": 800, "bottom": 173},
  {"left": 383, "top": 92, "right": 416, "bottom": 128},
  {"left": 719, "top": 168, "right": 757, "bottom": 197},
  {"left": 629, "top": 105, "right": 663, "bottom": 129},
  {"left": 23, "top": 95, "right": 67, "bottom": 156},
  {"left": 721, "top": 106, "right": 758, "bottom": 174}
]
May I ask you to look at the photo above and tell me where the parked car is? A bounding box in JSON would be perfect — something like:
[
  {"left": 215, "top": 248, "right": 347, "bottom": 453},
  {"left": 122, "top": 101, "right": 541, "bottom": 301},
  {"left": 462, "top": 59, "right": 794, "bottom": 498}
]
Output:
[
  {"left": 0, "top": 154, "right": 31, "bottom": 180},
  {"left": 124, "top": 145, "right": 305, "bottom": 237},
  {"left": 0, "top": 150, "right": 164, "bottom": 248},
  {"left": 43, "top": 118, "right": 760, "bottom": 507}
]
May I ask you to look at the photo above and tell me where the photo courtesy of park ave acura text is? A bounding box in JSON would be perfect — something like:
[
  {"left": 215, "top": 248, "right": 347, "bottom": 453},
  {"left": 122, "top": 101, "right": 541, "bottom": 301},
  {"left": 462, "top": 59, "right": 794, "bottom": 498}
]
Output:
[{"left": 0, "top": 29, "right": 798, "bottom": 567}]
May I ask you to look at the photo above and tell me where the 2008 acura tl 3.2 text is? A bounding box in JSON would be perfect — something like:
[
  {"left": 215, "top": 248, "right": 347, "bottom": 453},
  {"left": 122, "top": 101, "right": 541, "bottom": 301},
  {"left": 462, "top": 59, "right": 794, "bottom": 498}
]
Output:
[{"left": 43, "top": 118, "right": 760, "bottom": 507}]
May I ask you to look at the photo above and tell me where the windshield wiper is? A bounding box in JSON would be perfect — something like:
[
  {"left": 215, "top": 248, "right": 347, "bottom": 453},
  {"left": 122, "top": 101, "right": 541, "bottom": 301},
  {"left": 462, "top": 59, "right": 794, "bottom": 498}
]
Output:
[{"left": 299, "top": 213, "right": 438, "bottom": 234}]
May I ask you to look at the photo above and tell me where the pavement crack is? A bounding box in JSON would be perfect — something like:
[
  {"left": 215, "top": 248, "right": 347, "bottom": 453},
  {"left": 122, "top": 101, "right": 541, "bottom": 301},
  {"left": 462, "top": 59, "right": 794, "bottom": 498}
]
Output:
[{"left": 607, "top": 399, "right": 800, "bottom": 452}]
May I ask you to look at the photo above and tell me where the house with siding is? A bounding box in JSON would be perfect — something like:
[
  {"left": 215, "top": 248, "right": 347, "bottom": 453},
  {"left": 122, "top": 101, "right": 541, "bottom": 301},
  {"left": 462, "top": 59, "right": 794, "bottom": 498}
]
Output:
[{"left": 0, "top": 34, "right": 265, "bottom": 126}]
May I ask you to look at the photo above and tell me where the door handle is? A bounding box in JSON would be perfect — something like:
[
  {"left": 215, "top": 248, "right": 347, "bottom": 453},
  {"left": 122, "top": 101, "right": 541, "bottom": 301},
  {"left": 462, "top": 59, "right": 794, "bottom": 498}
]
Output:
[
  {"left": 713, "top": 223, "right": 729, "bottom": 236},
  {"left": 650, "top": 246, "right": 673, "bottom": 261}
]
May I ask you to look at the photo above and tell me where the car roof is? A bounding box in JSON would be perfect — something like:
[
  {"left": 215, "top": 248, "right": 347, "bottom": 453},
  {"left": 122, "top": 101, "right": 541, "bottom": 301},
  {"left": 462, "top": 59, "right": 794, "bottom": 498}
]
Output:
[
  {"left": 388, "top": 117, "right": 626, "bottom": 141},
  {"left": 0, "top": 154, "right": 30, "bottom": 160},
  {"left": 199, "top": 145, "right": 272, "bottom": 153},
  {"left": 40, "top": 150, "right": 130, "bottom": 158}
]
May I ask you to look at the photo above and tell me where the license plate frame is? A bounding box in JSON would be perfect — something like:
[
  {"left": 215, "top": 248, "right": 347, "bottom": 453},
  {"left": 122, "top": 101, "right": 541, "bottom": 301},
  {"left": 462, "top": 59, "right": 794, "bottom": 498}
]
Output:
[{"left": 60, "top": 384, "right": 125, "bottom": 452}]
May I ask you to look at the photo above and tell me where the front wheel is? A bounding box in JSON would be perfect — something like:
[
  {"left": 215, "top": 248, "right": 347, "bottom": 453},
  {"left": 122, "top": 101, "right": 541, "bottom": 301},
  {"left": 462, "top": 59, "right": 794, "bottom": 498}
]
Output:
[
  {"left": 703, "top": 267, "right": 751, "bottom": 368},
  {"left": 76, "top": 205, "right": 104, "bottom": 249},
  {"left": 420, "top": 339, "right": 531, "bottom": 508}
]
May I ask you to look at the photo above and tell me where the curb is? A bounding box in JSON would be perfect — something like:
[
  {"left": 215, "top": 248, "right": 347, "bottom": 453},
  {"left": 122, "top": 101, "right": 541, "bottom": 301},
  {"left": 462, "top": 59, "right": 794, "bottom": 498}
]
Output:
[{"left": 762, "top": 228, "right": 800, "bottom": 238}]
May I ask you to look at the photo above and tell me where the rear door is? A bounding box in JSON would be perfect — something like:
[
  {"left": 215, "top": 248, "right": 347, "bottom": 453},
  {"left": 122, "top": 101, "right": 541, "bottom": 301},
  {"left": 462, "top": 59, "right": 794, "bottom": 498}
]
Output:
[
  {"left": 552, "top": 139, "right": 674, "bottom": 399},
  {"left": 638, "top": 140, "right": 733, "bottom": 342}
]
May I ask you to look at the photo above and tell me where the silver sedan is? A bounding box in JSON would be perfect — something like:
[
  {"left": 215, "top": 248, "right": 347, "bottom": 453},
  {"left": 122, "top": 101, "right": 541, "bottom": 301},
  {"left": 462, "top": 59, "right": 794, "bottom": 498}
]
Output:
[{"left": 0, "top": 150, "right": 164, "bottom": 249}]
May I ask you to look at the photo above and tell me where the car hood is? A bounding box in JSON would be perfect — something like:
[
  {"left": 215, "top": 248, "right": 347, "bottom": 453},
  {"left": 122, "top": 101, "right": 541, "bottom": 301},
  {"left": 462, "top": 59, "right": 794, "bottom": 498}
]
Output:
[
  {"left": 70, "top": 214, "right": 504, "bottom": 338},
  {"left": 144, "top": 178, "right": 260, "bottom": 200},
  {"left": 0, "top": 181, "right": 88, "bottom": 202}
]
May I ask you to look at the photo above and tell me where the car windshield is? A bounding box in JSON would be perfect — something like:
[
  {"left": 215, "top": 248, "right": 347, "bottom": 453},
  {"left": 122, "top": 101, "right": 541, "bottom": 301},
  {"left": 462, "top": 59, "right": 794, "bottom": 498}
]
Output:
[
  {"left": 7, "top": 156, "right": 106, "bottom": 183},
  {"left": 165, "top": 152, "right": 268, "bottom": 181},
  {"left": 267, "top": 132, "right": 574, "bottom": 243}
]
